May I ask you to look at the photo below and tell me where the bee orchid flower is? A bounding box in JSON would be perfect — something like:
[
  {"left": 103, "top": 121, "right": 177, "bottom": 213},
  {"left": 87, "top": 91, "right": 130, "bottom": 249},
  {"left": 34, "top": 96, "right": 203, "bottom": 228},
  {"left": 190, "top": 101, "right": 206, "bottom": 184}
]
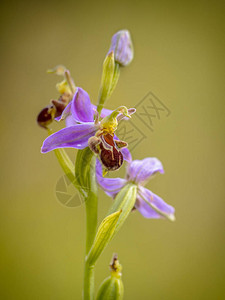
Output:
[
  {"left": 96, "top": 157, "right": 175, "bottom": 221},
  {"left": 41, "top": 87, "right": 135, "bottom": 170}
]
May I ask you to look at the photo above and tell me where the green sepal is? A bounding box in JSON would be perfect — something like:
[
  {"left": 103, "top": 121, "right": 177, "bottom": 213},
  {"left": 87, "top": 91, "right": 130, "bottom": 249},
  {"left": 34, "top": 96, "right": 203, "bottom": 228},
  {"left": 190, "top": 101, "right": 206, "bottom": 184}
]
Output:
[
  {"left": 107, "top": 62, "right": 120, "bottom": 99},
  {"left": 96, "top": 276, "right": 124, "bottom": 300},
  {"left": 87, "top": 210, "right": 122, "bottom": 266},
  {"left": 108, "top": 183, "right": 137, "bottom": 236},
  {"left": 75, "top": 147, "right": 96, "bottom": 198},
  {"left": 97, "top": 51, "right": 115, "bottom": 116}
]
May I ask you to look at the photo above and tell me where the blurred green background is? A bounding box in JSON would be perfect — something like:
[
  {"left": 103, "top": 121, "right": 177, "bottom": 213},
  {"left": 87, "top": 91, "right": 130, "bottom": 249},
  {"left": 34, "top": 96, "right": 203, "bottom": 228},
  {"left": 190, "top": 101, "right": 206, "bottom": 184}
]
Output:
[{"left": 1, "top": 0, "right": 225, "bottom": 299}]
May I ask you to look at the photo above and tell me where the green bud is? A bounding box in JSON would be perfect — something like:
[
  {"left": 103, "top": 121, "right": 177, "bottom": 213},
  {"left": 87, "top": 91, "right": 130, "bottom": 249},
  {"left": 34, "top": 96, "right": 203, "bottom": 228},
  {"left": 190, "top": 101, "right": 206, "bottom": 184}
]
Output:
[
  {"left": 97, "top": 51, "right": 115, "bottom": 115},
  {"left": 108, "top": 183, "right": 137, "bottom": 236},
  {"left": 96, "top": 276, "right": 124, "bottom": 300},
  {"left": 87, "top": 210, "right": 122, "bottom": 266},
  {"left": 96, "top": 255, "right": 124, "bottom": 300}
]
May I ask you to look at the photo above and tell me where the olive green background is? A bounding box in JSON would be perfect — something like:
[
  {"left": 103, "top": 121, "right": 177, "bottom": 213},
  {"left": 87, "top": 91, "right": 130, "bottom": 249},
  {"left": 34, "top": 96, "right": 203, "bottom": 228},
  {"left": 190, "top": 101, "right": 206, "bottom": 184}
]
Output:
[{"left": 1, "top": 0, "right": 224, "bottom": 299}]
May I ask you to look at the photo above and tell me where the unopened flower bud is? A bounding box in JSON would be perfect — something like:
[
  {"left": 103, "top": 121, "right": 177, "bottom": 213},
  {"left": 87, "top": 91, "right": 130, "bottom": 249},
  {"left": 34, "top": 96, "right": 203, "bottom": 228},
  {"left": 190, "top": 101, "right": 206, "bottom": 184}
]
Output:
[
  {"left": 37, "top": 104, "right": 56, "bottom": 129},
  {"left": 96, "top": 254, "right": 124, "bottom": 300},
  {"left": 109, "top": 30, "right": 133, "bottom": 66}
]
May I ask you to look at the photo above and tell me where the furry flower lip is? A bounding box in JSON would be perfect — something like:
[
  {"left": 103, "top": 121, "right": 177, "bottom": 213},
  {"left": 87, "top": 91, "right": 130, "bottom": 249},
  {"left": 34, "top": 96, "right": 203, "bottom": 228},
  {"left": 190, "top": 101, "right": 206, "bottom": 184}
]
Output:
[
  {"left": 88, "top": 134, "right": 126, "bottom": 172},
  {"left": 97, "top": 156, "right": 175, "bottom": 221},
  {"left": 41, "top": 87, "right": 135, "bottom": 170}
]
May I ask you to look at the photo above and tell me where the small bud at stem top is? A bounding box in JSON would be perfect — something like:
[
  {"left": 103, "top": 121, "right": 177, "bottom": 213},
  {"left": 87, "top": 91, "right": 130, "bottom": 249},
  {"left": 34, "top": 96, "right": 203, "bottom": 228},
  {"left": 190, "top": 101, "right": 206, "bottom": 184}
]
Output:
[{"left": 109, "top": 30, "right": 134, "bottom": 66}]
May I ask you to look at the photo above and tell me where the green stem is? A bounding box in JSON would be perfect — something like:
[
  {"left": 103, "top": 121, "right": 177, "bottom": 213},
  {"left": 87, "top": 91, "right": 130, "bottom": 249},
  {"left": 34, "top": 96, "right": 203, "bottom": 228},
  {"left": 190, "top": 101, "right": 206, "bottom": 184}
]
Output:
[
  {"left": 83, "top": 155, "right": 98, "bottom": 300},
  {"left": 75, "top": 150, "right": 98, "bottom": 300},
  {"left": 85, "top": 162, "right": 98, "bottom": 253},
  {"left": 83, "top": 263, "right": 95, "bottom": 300}
]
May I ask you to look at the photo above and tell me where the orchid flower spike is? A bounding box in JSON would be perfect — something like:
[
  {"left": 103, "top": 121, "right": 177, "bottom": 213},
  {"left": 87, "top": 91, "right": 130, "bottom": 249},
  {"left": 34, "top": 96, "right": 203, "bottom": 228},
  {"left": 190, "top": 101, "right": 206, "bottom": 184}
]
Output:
[{"left": 97, "top": 157, "right": 175, "bottom": 221}]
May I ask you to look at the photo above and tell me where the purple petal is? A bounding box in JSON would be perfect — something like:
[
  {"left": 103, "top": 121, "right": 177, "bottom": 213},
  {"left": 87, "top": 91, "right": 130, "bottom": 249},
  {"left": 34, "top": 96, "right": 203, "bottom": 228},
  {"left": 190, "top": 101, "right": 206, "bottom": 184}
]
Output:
[
  {"left": 41, "top": 123, "right": 98, "bottom": 153},
  {"left": 96, "top": 160, "right": 127, "bottom": 197},
  {"left": 71, "top": 88, "right": 94, "bottom": 123},
  {"left": 65, "top": 114, "right": 77, "bottom": 127},
  {"left": 58, "top": 102, "right": 72, "bottom": 121},
  {"left": 55, "top": 115, "right": 61, "bottom": 121},
  {"left": 91, "top": 104, "right": 113, "bottom": 118},
  {"left": 127, "top": 157, "right": 164, "bottom": 184},
  {"left": 55, "top": 104, "right": 77, "bottom": 127},
  {"left": 136, "top": 186, "right": 175, "bottom": 219},
  {"left": 121, "top": 147, "right": 132, "bottom": 163},
  {"left": 100, "top": 107, "right": 113, "bottom": 118}
]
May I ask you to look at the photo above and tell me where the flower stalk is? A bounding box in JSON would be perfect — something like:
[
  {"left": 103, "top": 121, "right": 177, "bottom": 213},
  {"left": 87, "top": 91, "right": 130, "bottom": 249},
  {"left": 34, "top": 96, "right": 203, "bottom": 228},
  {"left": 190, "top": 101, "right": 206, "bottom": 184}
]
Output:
[{"left": 75, "top": 148, "right": 98, "bottom": 299}]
